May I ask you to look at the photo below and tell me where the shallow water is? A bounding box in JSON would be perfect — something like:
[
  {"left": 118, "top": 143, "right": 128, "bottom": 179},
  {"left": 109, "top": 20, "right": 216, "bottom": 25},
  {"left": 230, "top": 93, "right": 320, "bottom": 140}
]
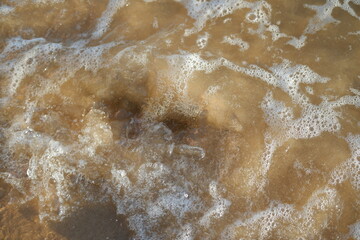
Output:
[{"left": 0, "top": 0, "right": 359, "bottom": 239}]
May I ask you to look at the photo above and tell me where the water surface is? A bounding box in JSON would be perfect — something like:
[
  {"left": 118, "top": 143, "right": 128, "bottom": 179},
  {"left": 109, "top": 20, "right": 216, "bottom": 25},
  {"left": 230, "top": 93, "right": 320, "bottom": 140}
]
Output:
[{"left": 0, "top": 0, "right": 360, "bottom": 239}]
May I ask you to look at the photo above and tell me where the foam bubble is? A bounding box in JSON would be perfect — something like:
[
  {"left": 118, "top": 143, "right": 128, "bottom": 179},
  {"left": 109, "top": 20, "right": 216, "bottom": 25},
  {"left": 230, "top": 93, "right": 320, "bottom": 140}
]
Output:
[
  {"left": 92, "top": 0, "right": 128, "bottom": 39},
  {"left": 304, "top": 0, "right": 360, "bottom": 35},
  {"left": 0, "top": 38, "right": 62, "bottom": 96},
  {"left": 0, "top": 1, "right": 359, "bottom": 238},
  {"left": 196, "top": 32, "right": 209, "bottom": 49},
  {"left": 199, "top": 181, "right": 231, "bottom": 227},
  {"left": 0, "top": 5, "right": 14, "bottom": 15},
  {"left": 176, "top": 224, "right": 194, "bottom": 240},
  {"left": 348, "top": 221, "right": 360, "bottom": 240},
  {"left": 287, "top": 36, "right": 307, "bottom": 49},
  {"left": 183, "top": 0, "right": 253, "bottom": 35},
  {"left": 222, "top": 35, "right": 249, "bottom": 51}
]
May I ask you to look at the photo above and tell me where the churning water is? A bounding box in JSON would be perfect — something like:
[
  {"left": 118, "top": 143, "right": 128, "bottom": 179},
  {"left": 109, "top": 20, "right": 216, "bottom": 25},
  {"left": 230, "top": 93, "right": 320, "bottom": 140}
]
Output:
[{"left": 0, "top": 0, "right": 360, "bottom": 239}]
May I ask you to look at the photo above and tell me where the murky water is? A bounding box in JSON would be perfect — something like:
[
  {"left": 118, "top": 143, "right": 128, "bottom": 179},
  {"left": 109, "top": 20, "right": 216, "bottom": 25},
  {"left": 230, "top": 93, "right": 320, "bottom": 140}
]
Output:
[{"left": 0, "top": 0, "right": 359, "bottom": 239}]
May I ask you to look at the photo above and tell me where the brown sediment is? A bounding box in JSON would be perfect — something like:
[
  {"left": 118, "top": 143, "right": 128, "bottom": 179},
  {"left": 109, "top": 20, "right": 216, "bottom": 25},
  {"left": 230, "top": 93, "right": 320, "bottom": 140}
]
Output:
[{"left": 0, "top": 0, "right": 359, "bottom": 239}]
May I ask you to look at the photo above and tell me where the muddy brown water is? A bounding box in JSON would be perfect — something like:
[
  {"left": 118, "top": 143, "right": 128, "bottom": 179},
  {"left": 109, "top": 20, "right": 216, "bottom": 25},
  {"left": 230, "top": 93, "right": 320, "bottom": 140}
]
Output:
[{"left": 0, "top": 0, "right": 360, "bottom": 239}]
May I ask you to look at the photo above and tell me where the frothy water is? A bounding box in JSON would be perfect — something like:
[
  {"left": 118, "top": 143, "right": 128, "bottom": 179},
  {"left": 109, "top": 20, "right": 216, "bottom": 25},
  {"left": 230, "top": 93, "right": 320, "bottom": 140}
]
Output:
[{"left": 0, "top": 0, "right": 359, "bottom": 239}]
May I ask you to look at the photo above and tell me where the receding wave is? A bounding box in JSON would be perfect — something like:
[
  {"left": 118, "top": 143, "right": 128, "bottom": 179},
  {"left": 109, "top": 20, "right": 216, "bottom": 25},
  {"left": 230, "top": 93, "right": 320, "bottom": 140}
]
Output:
[{"left": 0, "top": 0, "right": 359, "bottom": 239}]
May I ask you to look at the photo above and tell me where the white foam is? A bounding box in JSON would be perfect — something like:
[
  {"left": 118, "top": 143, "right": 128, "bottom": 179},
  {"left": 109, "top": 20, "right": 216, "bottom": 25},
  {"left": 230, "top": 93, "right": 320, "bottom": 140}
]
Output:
[
  {"left": 348, "top": 221, "right": 360, "bottom": 240},
  {"left": 199, "top": 181, "right": 231, "bottom": 227},
  {"left": 79, "top": 109, "right": 113, "bottom": 156},
  {"left": 182, "top": 0, "right": 289, "bottom": 43},
  {"left": 304, "top": 0, "right": 360, "bottom": 34},
  {"left": 348, "top": 30, "right": 360, "bottom": 35},
  {"left": 92, "top": 0, "right": 128, "bottom": 39},
  {"left": 222, "top": 187, "right": 340, "bottom": 239},
  {"left": 0, "top": 1, "right": 359, "bottom": 238},
  {"left": 261, "top": 91, "right": 341, "bottom": 139},
  {"left": 183, "top": 0, "right": 253, "bottom": 35},
  {"left": 344, "top": 135, "right": 360, "bottom": 190},
  {"left": 222, "top": 35, "right": 249, "bottom": 51},
  {"left": 260, "top": 132, "right": 279, "bottom": 176},
  {"left": 176, "top": 224, "right": 194, "bottom": 240},
  {"left": 305, "top": 86, "right": 314, "bottom": 95},
  {"left": 111, "top": 168, "right": 131, "bottom": 191},
  {"left": 196, "top": 32, "right": 209, "bottom": 49},
  {"left": 161, "top": 52, "right": 222, "bottom": 96},
  {"left": 0, "top": 38, "right": 62, "bottom": 96},
  {"left": 287, "top": 36, "right": 307, "bottom": 49},
  {"left": 0, "top": 5, "right": 14, "bottom": 15},
  {"left": 157, "top": 190, "right": 200, "bottom": 218},
  {"left": 255, "top": 60, "right": 353, "bottom": 140},
  {"left": 221, "top": 202, "right": 294, "bottom": 240}
]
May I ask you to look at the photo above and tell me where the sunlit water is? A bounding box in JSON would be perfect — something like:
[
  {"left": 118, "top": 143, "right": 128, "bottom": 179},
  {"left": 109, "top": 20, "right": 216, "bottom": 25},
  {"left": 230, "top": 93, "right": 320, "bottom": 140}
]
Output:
[{"left": 0, "top": 0, "right": 360, "bottom": 239}]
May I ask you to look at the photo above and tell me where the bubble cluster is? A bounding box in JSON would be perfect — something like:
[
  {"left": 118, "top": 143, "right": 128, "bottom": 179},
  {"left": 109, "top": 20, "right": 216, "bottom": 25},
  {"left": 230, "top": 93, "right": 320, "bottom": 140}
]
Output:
[
  {"left": 222, "top": 35, "right": 249, "bottom": 51},
  {"left": 0, "top": 0, "right": 359, "bottom": 239}
]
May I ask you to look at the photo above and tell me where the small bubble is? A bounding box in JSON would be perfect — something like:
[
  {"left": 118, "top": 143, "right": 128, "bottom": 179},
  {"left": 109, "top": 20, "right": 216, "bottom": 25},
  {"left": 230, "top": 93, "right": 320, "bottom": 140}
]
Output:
[{"left": 26, "top": 58, "right": 33, "bottom": 65}]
